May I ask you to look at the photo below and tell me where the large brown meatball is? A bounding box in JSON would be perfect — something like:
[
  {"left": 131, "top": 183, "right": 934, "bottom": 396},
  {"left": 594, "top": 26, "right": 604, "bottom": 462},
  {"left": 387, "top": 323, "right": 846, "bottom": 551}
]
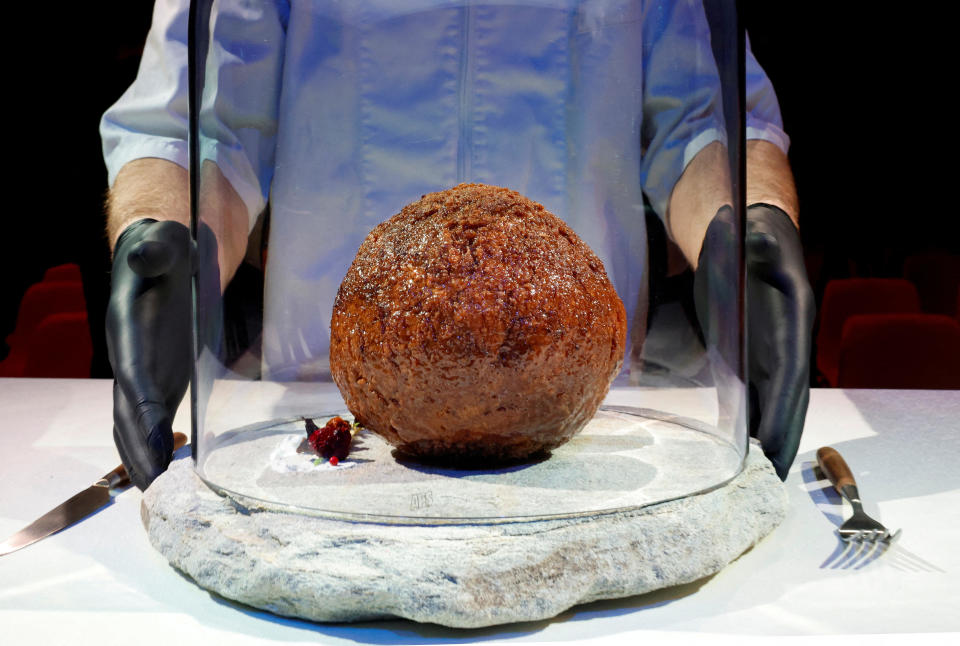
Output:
[{"left": 330, "top": 184, "right": 626, "bottom": 464}]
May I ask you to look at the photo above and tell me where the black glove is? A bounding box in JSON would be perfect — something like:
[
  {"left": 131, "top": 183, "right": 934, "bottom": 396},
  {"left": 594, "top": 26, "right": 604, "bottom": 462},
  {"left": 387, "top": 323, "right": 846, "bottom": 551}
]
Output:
[
  {"left": 106, "top": 219, "right": 219, "bottom": 490},
  {"left": 694, "top": 204, "right": 815, "bottom": 480}
]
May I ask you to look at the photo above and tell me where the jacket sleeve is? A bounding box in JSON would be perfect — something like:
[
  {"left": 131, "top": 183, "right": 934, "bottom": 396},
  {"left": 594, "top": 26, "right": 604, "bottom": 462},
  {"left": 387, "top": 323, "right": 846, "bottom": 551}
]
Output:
[
  {"left": 100, "top": 0, "right": 289, "bottom": 231},
  {"left": 639, "top": 0, "right": 725, "bottom": 220},
  {"left": 745, "top": 34, "right": 790, "bottom": 154}
]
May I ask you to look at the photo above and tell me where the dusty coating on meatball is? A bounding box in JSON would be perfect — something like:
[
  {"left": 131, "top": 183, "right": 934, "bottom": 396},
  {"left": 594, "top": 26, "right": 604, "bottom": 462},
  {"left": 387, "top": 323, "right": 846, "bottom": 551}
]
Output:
[{"left": 330, "top": 184, "right": 626, "bottom": 464}]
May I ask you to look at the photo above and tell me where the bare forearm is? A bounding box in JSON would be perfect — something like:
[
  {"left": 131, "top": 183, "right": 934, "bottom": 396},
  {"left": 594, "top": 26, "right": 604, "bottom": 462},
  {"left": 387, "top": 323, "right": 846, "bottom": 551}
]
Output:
[
  {"left": 107, "top": 158, "right": 189, "bottom": 247},
  {"left": 106, "top": 158, "right": 249, "bottom": 289},
  {"left": 666, "top": 140, "right": 799, "bottom": 268},
  {"left": 745, "top": 139, "right": 799, "bottom": 228},
  {"left": 666, "top": 141, "right": 731, "bottom": 268}
]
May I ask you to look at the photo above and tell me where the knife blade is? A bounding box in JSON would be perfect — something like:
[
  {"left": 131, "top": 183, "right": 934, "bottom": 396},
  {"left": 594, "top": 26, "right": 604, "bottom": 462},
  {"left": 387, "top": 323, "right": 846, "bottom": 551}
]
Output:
[{"left": 0, "top": 432, "right": 188, "bottom": 557}]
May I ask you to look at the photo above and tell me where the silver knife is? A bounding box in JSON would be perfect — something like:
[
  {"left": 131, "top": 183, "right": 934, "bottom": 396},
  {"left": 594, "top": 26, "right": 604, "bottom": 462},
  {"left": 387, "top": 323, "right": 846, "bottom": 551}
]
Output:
[{"left": 0, "top": 432, "right": 188, "bottom": 557}]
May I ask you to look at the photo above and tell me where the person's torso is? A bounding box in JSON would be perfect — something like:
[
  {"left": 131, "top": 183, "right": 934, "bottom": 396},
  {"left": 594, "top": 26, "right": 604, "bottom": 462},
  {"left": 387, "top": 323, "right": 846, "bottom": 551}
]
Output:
[{"left": 263, "top": 0, "right": 650, "bottom": 380}]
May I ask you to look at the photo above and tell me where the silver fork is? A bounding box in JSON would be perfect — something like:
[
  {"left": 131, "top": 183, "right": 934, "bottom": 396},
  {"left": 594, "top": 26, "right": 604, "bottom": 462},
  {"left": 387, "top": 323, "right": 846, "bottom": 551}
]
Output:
[{"left": 816, "top": 447, "right": 901, "bottom": 564}]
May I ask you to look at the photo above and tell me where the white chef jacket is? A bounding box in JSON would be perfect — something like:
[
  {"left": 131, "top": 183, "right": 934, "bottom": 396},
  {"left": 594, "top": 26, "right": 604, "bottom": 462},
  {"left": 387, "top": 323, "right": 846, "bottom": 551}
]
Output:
[{"left": 101, "top": 0, "right": 788, "bottom": 381}]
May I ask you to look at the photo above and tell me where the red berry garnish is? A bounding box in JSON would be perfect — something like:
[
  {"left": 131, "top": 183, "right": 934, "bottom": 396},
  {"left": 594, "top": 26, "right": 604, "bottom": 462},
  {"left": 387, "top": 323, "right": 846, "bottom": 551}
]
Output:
[
  {"left": 308, "top": 416, "right": 353, "bottom": 460},
  {"left": 329, "top": 456, "right": 339, "bottom": 466}
]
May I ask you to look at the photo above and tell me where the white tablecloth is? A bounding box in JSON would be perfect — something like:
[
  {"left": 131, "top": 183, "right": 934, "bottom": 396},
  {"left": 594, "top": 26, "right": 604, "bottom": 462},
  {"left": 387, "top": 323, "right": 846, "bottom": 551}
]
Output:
[{"left": 1, "top": 378, "right": 958, "bottom": 644}]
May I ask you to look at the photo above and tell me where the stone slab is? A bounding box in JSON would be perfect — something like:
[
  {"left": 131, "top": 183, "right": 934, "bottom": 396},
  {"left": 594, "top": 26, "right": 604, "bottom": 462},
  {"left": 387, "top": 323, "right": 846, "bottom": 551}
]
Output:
[{"left": 141, "top": 443, "right": 786, "bottom": 628}]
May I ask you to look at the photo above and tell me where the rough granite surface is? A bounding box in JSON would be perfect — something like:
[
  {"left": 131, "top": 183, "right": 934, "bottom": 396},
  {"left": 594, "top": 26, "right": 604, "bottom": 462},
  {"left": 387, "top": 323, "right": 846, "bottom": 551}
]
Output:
[{"left": 141, "top": 446, "right": 787, "bottom": 628}]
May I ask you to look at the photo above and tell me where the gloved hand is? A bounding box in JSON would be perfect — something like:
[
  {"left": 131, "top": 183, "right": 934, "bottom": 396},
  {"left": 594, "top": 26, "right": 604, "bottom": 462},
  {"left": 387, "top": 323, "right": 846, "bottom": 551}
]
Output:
[
  {"left": 106, "top": 219, "right": 219, "bottom": 490},
  {"left": 694, "top": 204, "right": 815, "bottom": 480}
]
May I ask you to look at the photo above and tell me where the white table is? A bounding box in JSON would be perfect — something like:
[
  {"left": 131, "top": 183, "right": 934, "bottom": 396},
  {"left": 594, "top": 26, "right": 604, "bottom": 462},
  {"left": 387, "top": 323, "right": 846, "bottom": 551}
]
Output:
[{"left": 1, "top": 378, "right": 958, "bottom": 644}]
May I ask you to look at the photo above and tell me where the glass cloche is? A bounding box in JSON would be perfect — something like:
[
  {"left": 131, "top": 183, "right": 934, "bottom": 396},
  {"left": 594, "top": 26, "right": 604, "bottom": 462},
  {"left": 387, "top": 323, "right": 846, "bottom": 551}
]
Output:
[{"left": 184, "top": 0, "right": 759, "bottom": 523}]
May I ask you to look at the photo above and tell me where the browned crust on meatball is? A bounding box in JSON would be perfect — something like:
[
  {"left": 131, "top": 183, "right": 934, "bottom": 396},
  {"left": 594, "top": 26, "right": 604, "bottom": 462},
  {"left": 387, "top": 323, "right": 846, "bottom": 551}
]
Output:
[{"left": 330, "top": 183, "right": 626, "bottom": 464}]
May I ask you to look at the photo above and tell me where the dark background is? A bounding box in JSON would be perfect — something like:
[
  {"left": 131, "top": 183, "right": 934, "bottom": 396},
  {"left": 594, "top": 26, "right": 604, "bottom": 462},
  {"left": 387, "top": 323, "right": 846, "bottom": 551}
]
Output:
[
  {"left": 2, "top": 4, "right": 154, "bottom": 377},
  {"left": 744, "top": 2, "right": 958, "bottom": 271},
  {"left": 2, "top": 2, "right": 956, "bottom": 379}
]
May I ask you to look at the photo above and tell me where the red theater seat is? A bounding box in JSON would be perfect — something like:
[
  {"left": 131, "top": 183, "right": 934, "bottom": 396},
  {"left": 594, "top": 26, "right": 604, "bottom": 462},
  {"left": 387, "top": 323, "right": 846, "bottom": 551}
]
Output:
[
  {"left": 42, "top": 263, "right": 83, "bottom": 283},
  {"left": 837, "top": 314, "right": 960, "bottom": 389},
  {"left": 816, "top": 279, "right": 921, "bottom": 386},
  {"left": 23, "top": 312, "right": 93, "bottom": 378},
  {"left": 0, "top": 282, "right": 88, "bottom": 377}
]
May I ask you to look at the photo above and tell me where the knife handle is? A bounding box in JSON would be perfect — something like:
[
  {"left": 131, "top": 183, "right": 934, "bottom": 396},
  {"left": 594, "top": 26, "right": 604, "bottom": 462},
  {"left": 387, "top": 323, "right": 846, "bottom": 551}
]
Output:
[
  {"left": 101, "top": 432, "right": 189, "bottom": 489},
  {"left": 816, "top": 446, "right": 857, "bottom": 495}
]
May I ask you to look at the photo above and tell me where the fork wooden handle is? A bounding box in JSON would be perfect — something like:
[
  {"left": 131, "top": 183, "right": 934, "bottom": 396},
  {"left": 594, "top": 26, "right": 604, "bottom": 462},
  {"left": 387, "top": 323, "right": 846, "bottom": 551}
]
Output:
[{"left": 816, "top": 446, "right": 857, "bottom": 493}]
